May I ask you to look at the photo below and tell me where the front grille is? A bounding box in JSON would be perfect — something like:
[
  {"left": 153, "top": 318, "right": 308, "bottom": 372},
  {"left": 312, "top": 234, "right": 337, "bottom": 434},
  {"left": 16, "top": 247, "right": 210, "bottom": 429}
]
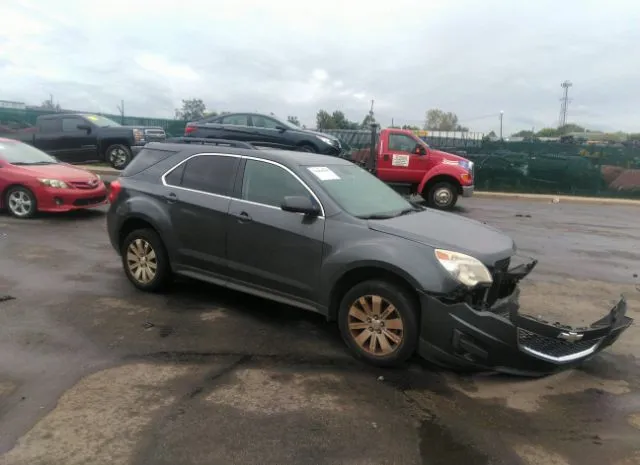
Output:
[
  {"left": 73, "top": 195, "right": 106, "bottom": 206},
  {"left": 145, "top": 129, "right": 166, "bottom": 142},
  {"left": 517, "top": 328, "right": 600, "bottom": 361},
  {"left": 69, "top": 181, "right": 99, "bottom": 189}
]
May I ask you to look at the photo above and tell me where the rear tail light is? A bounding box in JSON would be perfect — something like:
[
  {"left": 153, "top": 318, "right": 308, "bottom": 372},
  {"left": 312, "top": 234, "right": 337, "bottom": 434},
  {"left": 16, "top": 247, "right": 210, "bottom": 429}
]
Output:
[
  {"left": 185, "top": 124, "right": 196, "bottom": 136},
  {"left": 108, "top": 179, "right": 122, "bottom": 204}
]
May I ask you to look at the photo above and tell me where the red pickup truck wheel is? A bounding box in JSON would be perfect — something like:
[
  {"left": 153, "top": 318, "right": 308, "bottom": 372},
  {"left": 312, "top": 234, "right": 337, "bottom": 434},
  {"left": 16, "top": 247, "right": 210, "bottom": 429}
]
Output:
[{"left": 425, "top": 181, "right": 458, "bottom": 210}]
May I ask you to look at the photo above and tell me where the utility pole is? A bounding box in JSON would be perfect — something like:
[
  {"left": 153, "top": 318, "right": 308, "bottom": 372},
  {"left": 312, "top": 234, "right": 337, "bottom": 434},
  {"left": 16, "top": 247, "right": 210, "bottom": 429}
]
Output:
[
  {"left": 559, "top": 80, "right": 572, "bottom": 128},
  {"left": 499, "top": 110, "right": 504, "bottom": 140},
  {"left": 117, "top": 100, "right": 125, "bottom": 124}
]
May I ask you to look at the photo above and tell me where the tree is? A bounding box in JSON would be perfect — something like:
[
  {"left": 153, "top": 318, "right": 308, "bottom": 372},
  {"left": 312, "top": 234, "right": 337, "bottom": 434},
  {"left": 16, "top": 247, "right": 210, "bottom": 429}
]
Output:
[
  {"left": 175, "top": 98, "right": 207, "bottom": 121},
  {"left": 558, "top": 123, "right": 585, "bottom": 135},
  {"left": 512, "top": 130, "right": 535, "bottom": 138},
  {"left": 424, "top": 109, "right": 468, "bottom": 131},
  {"left": 536, "top": 127, "right": 560, "bottom": 137},
  {"left": 287, "top": 116, "right": 300, "bottom": 127},
  {"left": 361, "top": 113, "right": 376, "bottom": 128},
  {"left": 401, "top": 124, "right": 420, "bottom": 130},
  {"left": 315, "top": 110, "right": 359, "bottom": 130}
]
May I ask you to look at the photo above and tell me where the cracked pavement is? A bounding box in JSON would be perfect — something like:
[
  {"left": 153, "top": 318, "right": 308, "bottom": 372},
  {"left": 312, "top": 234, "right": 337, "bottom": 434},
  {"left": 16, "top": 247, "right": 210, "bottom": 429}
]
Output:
[{"left": 0, "top": 198, "right": 638, "bottom": 465}]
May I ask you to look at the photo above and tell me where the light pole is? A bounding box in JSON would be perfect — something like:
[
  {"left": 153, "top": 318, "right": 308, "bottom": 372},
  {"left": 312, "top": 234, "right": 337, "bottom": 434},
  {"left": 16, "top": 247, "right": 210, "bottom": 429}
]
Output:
[{"left": 499, "top": 111, "right": 504, "bottom": 140}]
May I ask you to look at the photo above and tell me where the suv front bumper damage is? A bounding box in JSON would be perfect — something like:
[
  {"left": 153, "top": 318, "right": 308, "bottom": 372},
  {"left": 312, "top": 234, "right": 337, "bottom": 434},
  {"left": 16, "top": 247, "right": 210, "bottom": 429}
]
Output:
[{"left": 417, "top": 259, "right": 633, "bottom": 377}]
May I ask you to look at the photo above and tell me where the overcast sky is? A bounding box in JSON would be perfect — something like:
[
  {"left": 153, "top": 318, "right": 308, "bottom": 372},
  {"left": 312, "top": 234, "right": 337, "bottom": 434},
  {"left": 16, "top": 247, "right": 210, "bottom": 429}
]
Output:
[{"left": 1, "top": 0, "right": 639, "bottom": 134}]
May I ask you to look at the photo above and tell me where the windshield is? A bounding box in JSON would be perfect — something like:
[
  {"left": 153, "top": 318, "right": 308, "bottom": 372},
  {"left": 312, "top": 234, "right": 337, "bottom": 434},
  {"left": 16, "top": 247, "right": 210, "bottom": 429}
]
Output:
[
  {"left": 305, "top": 164, "right": 415, "bottom": 218},
  {"left": 84, "top": 114, "right": 121, "bottom": 127},
  {"left": 0, "top": 140, "right": 58, "bottom": 165}
]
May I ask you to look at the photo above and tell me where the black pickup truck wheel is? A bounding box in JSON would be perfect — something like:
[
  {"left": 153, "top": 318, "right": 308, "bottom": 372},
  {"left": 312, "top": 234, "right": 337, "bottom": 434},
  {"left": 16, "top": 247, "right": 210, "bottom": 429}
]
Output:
[{"left": 106, "top": 144, "right": 133, "bottom": 170}]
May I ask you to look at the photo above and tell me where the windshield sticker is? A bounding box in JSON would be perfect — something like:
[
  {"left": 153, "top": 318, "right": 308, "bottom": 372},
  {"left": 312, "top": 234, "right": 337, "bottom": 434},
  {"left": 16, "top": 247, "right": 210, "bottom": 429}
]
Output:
[
  {"left": 86, "top": 115, "right": 99, "bottom": 121},
  {"left": 392, "top": 154, "right": 410, "bottom": 167},
  {"left": 307, "top": 166, "right": 340, "bottom": 181}
]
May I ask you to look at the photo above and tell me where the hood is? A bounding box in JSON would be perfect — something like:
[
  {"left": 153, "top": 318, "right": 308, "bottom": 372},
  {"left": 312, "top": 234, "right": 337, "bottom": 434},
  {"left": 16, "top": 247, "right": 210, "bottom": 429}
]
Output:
[
  {"left": 305, "top": 129, "right": 339, "bottom": 141},
  {"left": 429, "top": 149, "right": 470, "bottom": 164},
  {"left": 15, "top": 163, "right": 100, "bottom": 182},
  {"left": 368, "top": 209, "right": 515, "bottom": 265}
]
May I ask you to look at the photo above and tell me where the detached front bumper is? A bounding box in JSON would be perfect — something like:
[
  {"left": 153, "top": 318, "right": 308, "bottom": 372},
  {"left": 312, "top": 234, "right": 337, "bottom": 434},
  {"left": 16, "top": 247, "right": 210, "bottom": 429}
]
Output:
[{"left": 418, "top": 260, "right": 633, "bottom": 377}]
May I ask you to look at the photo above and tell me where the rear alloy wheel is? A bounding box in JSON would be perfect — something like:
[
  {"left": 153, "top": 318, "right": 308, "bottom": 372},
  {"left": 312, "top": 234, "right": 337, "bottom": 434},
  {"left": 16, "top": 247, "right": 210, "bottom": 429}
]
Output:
[
  {"left": 425, "top": 181, "right": 458, "bottom": 210},
  {"left": 5, "top": 186, "right": 37, "bottom": 219},
  {"left": 338, "top": 280, "right": 419, "bottom": 367},
  {"left": 121, "top": 228, "right": 171, "bottom": 292},
  {"left": 107, "top": 144, "right": 133, "bottom": 170}
]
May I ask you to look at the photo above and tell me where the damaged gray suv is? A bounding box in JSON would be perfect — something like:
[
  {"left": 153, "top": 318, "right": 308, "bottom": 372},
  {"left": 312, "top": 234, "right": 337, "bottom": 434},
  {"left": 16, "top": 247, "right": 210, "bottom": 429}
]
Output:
[{"left": 107, "top": 139, "right": 632, "bottom": 376}]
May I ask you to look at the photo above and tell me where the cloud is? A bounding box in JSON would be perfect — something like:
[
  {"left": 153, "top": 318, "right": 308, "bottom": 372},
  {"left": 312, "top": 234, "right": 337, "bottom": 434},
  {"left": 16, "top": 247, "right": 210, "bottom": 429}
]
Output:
[{"left": 1, "top": 0, "right": 640, "bottom": 133}]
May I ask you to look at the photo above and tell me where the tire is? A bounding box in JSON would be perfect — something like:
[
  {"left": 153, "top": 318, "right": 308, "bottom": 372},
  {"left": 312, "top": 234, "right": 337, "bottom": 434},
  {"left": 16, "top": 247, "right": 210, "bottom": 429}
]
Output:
[
  {"left": 121, "top": 228, "right": 172, "bottom": 292},
  {"left": 424, "top": 181, "right": 458, "bottom": 210},
  {"left": 297, "top": 143, "right": 317, "bottom": 153},
  {"left": 338, "top": 279, "right": 419, "bottom": 367},
  {"left": 106, "top": 144, "right": 133, "bottom": 170},
  {"left": 5, "top": 186, "right": 37, "bottom": 219}
]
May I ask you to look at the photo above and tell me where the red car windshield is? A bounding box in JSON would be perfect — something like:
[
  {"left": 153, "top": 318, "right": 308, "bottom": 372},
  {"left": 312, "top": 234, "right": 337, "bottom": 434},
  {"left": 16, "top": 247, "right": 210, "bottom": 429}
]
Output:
[{"left": 0, "top": 140, "right": 58, "bottom": 165}]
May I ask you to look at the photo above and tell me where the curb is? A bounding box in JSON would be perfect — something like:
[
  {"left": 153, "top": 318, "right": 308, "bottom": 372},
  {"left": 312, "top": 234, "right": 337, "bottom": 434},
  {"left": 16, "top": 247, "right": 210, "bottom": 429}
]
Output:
[{"left": 83, "top": 166, "right": 640, "bottom": 207}]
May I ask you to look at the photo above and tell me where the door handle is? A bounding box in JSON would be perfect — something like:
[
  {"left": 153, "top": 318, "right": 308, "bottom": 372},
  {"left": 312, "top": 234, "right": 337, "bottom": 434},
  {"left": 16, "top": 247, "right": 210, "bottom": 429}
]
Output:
[
  {"left": 233, "top": 211, "right": 252, "bottom": 223},
  {"left": 163, "top": 192, "right": 178, "bottom": 204}
]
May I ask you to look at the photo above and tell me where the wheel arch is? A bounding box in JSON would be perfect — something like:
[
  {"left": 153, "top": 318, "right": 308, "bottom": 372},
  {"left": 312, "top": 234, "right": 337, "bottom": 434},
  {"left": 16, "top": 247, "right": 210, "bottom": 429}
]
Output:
[
  {"left": 327, "top": 265, "right": 421, "bottom": 322},
  {"left": 100, "top": 139, "right": 132, "bottom": 158},
  {"left": 1, "top": 183, "right": 32, "bottom": 209},
  {"left": 420, "top": 174, "right": 462, "bottom": 197}
]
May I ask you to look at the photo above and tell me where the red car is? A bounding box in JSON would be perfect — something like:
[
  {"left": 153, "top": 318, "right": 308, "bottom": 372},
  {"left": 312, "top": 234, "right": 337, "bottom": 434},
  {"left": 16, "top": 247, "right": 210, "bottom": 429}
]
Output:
[{"left": 0, "top": 138, "right": 108, "bottom": 218}]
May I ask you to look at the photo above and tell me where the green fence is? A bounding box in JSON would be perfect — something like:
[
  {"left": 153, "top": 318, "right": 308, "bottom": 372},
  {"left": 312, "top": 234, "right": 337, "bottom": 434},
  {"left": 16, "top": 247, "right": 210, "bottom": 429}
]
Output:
[
  {"left": 0, "top": 108, "right": 188, "bottom": 137},
  {"left": 322, "top": 128, "right": 640, "bottom": 198}
]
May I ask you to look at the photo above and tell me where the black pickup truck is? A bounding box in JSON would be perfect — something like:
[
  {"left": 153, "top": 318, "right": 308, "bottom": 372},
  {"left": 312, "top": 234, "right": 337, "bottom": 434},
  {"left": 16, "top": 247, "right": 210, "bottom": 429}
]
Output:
[{"left": 10, "top": 113, "right": 166, "bottom": 169}]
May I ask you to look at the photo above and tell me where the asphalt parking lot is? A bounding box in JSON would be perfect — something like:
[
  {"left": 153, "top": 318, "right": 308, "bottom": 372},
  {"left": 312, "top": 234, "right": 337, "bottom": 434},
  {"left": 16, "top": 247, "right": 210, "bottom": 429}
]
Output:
[{"left": 0, "top": 197, "right": 639, "bottom": 465}]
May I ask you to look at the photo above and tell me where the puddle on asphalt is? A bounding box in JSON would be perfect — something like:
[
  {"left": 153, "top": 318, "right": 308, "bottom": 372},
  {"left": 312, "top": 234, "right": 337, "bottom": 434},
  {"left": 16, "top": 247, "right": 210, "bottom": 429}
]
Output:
[{"left": 419, "top": 417, "right": 491, "bottom": 465}]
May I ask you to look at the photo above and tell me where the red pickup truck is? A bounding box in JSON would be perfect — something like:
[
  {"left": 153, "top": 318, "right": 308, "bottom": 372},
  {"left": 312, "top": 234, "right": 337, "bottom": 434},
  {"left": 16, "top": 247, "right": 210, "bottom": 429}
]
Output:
[{"left": 350, "top": 128, "right": 474, "bottom": 210}]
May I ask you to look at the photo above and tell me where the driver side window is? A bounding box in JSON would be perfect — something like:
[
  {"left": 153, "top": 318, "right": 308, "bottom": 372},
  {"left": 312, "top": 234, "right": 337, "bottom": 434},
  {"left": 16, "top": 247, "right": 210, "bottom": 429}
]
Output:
[
  {"left": 388, "top": 134, "right": 418, "bottom": 152},
  {"left": 241, "top": 159, "right": 312, "bottom": 208},
  {"left": 252, "top": 116, "right": 280, "bottom": 129}
]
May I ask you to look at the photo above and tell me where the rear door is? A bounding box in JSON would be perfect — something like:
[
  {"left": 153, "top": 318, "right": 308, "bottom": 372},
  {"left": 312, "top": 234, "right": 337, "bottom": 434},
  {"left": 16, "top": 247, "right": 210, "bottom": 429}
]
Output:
[
  {"left": 226, "top": 158, "right": 325, "bottom": 305},
  {"left": 59, "top": 116, "right": 98, "bottom": 162},
  {"left": 249, "top": 115, "right": 291, "bottom": 149},
  {"left": 377, "top": 131, "right": 429, "bottom": 184},
  {"left": 162, "top": 153, "right": 240, "bottom": 279},
  {"left": 217, "top": 114, "right": 257, "bottom": 143}
]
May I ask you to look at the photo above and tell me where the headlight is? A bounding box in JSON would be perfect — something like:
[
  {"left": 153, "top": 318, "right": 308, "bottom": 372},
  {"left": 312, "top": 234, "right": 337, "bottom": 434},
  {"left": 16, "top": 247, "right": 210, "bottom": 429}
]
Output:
[
  {"left": 435, "top": 249, "right": 492, "bottom": 287},
  {"left": 133, "top": 128, "right": 145, "bottom": 144},
  {"left": 39, "top": 178, "right": 69, "bottom": 189},
  {"left": 316, "top": 135, "right": 335, "bottom": 145}
]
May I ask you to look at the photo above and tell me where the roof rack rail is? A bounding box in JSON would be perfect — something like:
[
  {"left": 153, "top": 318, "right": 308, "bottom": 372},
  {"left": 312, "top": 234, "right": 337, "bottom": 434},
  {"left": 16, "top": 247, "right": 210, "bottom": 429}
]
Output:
[{"left": 164, "top": 137, "right": 256, "bottom": 150}]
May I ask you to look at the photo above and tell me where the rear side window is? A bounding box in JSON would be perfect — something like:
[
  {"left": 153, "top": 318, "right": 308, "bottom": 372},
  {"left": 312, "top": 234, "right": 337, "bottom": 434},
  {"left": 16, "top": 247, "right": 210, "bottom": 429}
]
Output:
[
  {"left": 180, "top": 155, "right": 239, "bottom": 196},
  {"left": 121, "top": 148, "right": 178, "bottom": 177},
  {"left": 38, "top": 118, "right": 61, "bottom": 133},
  {"left": 220, "top": 114, "right": 249, "bottom": 126}
]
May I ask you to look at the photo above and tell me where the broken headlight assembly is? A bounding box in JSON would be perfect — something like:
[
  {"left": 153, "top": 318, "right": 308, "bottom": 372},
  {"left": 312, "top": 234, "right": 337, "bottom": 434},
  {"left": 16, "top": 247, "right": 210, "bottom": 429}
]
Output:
[{"left": 435, "top": 249, "right": 493, "bottom": 287}]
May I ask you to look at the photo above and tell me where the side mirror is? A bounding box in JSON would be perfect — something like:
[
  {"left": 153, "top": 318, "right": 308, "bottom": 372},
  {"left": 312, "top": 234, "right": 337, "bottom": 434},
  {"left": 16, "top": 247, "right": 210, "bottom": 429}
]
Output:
[
  {"left": 281, "top": 195, "right": 321, "bottom": 216},
  {"left": 414, "top": 145, "right": 426, "bottom": 155},
  {"left": 275, "top": 125, "right": 287, "bottom": 132},
  {"left": 77, "top": 124, "right": 91, "bottom": 133}
]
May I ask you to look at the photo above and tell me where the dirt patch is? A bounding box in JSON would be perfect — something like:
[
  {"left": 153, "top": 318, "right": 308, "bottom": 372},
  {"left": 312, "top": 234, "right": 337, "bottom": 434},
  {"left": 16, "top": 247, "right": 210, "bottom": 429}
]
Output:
[
  {"left": 514, "top": 444, "right": 570, "bottom": 465},
  {"left": 446, "top": 370, "right": 630, "bottom": 413},
  {"left": 205, "top": 368, "right": 346, "bottom": 414},
  {"left": 0, "top": 363, "right": 197, "bottom": 465}
]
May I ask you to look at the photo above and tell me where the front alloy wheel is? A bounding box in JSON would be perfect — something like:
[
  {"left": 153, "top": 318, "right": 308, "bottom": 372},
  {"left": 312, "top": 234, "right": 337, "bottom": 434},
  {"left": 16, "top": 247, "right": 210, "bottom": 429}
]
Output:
[
  {"left": 107, "top": 144, "right": 132, "bottom": 170},
  {"left": 338, "top": 280, "right": 419, "bottom": 367},
  {"left": 347, "top": 295, "right": 404, "bottom": 356},
  {"left": 6, "top": 187, "right": 37, "bottom": 218}
]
